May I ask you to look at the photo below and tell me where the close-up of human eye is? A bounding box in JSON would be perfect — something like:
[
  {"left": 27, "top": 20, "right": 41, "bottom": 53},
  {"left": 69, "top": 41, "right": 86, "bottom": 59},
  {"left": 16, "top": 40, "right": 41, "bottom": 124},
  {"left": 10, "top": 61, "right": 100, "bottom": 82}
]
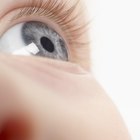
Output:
[
  {"left": 0, "top": 0, "right": 137, "bottom": 140},
  {"left": 0, "top": 21, "right": 69, "bottom": 61},
  {"left": 0, "top": 0, "right": 91, "bottom": 69}
]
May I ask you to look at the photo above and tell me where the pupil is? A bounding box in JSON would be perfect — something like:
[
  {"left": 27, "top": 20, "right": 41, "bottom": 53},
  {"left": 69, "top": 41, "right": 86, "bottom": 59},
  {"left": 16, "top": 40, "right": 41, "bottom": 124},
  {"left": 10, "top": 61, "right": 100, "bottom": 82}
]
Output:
[{"left": 40, "top": 37, "right": 55, "bottom": 53}]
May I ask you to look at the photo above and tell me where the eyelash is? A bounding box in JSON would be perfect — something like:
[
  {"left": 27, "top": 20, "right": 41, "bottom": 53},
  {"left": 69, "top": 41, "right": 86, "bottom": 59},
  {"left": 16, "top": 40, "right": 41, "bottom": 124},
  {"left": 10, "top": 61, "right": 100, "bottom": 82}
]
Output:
[
  {"left": 0, "top": 0, "right": 91, "bottom": 70},
  {"left": 12, "top": 0, "right": 90, "bottom": 49}
]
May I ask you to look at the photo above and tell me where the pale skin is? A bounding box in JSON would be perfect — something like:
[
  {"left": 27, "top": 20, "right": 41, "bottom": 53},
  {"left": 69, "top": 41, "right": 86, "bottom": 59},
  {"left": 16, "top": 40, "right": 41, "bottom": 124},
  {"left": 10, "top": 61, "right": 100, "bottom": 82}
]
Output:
[{"left": 0, "top": 0, "right": 131, "bottom": 140}]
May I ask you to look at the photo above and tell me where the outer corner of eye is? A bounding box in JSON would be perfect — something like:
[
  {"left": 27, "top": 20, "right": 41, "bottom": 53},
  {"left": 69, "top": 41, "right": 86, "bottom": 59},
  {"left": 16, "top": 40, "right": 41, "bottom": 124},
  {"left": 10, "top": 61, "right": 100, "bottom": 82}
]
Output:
[{"left": 0, "top": 21, "right": 69, "bottom": 61}]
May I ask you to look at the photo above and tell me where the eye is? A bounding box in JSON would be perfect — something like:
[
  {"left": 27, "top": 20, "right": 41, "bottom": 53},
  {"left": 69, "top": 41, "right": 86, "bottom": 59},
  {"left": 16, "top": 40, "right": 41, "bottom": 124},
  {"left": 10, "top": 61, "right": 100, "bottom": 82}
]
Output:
[{"left": 0, "top": 21, "right": 69, "bottom": 61}]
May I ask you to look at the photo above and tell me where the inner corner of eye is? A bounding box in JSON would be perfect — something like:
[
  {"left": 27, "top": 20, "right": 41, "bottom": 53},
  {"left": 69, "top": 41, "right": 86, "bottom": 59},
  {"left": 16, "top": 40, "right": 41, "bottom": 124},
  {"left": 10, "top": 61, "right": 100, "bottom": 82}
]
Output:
[{"left": 0, "top": 21, "right": 69, "bottom": 61}]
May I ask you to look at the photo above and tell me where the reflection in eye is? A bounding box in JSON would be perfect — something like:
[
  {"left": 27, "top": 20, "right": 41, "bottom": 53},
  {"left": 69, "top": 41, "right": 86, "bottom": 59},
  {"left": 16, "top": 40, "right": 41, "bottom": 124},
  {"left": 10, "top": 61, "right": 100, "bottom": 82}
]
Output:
[{"left": 0, "top": 21, "right": 68, "bottom": 61}]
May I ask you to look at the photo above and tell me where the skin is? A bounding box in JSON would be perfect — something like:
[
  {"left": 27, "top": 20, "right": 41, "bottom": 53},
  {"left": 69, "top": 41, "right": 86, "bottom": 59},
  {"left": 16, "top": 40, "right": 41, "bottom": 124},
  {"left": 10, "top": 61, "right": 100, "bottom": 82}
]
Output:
[{"left": 0, "top": 0, "right": 131, "bottom": 140}]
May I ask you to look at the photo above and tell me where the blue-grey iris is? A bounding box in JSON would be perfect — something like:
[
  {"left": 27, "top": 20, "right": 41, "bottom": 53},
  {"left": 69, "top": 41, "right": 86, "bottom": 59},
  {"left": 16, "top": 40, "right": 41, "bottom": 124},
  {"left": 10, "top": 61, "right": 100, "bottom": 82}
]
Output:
[
  {"left": 0, "top": 21, "right": 68, "bottom": 61},
  {"left": 22, "top": 21, "right": 68, "bottom": 61}
]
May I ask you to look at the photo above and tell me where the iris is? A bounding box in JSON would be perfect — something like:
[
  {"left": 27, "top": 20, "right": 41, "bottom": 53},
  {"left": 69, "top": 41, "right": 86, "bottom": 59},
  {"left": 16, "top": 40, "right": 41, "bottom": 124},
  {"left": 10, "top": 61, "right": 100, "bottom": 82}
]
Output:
[{"left": 0, "top": 21, "right": 68, "bottom": 61}]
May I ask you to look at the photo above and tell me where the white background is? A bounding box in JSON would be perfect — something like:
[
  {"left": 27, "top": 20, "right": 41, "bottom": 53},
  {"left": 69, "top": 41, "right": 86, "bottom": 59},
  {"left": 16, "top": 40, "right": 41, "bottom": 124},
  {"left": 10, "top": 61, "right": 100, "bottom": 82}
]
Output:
[{"left": 86, "top": 0, "right": 140, "bottom": 139}]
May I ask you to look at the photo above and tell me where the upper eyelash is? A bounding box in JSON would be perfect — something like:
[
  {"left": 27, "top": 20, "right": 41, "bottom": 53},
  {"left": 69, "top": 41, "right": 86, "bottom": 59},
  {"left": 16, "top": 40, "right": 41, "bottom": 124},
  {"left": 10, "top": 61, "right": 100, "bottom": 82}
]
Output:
[{"left": 12, "top": 0, "right": 90, "bottom": 47}]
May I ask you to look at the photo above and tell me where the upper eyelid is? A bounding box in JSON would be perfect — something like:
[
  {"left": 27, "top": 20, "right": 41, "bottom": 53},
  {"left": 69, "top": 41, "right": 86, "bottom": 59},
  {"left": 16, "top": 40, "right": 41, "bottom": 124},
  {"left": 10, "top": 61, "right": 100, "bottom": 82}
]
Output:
[
  {"left": 0, "top": 0, "right": 81, "bottom": 25},
  {"left": 13, "top": 0, "right": 83, "bottom": 31},
  {"left": 11, "top": 0, "right": 89, "bottom": 44},
  {"left": 0, "top": 0, "right": 89, "bottom": 46},
  {"left": 12, "top": 0, "right": 80, "bottom": 30}
]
